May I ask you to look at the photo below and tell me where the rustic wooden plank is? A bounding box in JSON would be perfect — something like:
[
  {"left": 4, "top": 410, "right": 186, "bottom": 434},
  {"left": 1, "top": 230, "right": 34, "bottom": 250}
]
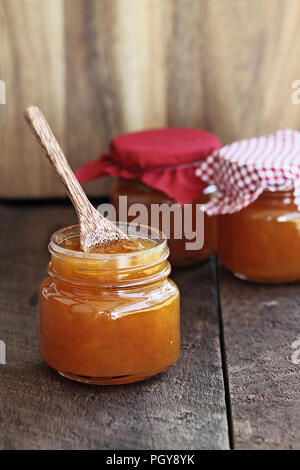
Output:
[
  {"left": 2, "top": 0, "right": 300, "bottom": 197},
  {"left": 169, "top": 0, "right": 300, "bottom": 140},
  {"left": 0, "top": 0, "right": 66, "bottom": 198},
  {"left": 64, "top": 0, "right": 120, "bottom": 198},
  {"left": 0, "top": 2, "right": 5, "bottom": 164},
  {"left": 0, "top": 202, "right": 229, "bottom": 450},
  {"left": 219, "top": 267, "right": 300, "bottom": 449}
]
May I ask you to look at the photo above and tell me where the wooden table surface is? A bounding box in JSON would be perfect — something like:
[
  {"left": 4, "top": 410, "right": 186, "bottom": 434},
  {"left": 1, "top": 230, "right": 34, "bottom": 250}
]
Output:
[{"left": 0, "top": 201, "right": 299, "bottom": 450}]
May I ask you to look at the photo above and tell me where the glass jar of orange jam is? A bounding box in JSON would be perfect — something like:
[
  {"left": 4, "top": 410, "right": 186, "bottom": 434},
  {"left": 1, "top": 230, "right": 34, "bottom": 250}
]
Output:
[
  {"left": 218, "top": 189, "right": 300, "bottom": 283},
  {"left": 110, "top": 179, "right": 217, "bottom": 266},
  {"left": 40, "top": 224, "right": 180, "bottom": 385}
]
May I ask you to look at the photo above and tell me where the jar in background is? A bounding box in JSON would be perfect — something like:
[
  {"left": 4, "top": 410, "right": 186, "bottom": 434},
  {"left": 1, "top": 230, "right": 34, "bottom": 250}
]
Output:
[
  {"left": 218, "top": 189, "right": 300, "bottom": 283},
  {"left": 110, "top": 178, "right": 217, "bottom": 266},
  {"left": 40, "top": 224, "right": 180, "bottom": 385},
  {"left": 75, "top": 128, "right": 221, "bottom": 267}
]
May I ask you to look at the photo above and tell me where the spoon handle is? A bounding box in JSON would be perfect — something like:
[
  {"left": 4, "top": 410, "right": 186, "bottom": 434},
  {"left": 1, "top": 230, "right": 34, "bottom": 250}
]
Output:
[
  {"left": 24, "top": 106, "right": 90, "bottom": 219},
  {"left": 24, "top": 106, "right": 128, "bottom": 249}
]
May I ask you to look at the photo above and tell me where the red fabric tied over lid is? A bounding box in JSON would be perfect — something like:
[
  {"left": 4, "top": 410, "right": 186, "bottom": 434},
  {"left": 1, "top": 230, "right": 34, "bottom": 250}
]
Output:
[
  {"left": 195, "top": 129, "right": 300, "bottom": 215},
  {"left": 75, "top": 128, "right": 221, "bottom": 204}
]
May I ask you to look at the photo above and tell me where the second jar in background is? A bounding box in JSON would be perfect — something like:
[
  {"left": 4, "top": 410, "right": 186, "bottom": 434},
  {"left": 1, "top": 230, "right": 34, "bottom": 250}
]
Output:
[
  {"left": 75, "top": 128, "right": 221, "bottom": 267},
  {"left": 218, "top": 189, "right": 300, "bottom": 283},
  {"left": 110, "top": 178, "right": 217, "bottom": 266}
]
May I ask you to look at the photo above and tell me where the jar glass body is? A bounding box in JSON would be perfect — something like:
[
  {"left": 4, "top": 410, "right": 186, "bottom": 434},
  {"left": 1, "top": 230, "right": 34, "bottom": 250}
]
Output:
[
  {"left": 218, "top": 189, "right": 300, "bottom": 283},
  {"left": 40, "top": 224, "right": 180, "bottom": 385},
  {"left": 110, "top": 178, "right": 217, "bottom": 266}
]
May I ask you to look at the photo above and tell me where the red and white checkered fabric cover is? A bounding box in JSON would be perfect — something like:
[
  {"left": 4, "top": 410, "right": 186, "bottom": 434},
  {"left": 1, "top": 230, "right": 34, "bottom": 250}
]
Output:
[{"left": 195, "top": 129, "right": 300, "bottom": 215}]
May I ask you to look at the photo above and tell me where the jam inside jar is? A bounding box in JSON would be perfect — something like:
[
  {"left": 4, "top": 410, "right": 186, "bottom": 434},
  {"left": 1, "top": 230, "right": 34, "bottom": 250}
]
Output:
[
  {"left": 40, "top": 224, "right": 180, "bottom": 385},
  {"left": 218, "top": 189, "right": 300, "bottom": 283},
  {"left": 110, "top": 178, "right": 217, "bottom": 266}
]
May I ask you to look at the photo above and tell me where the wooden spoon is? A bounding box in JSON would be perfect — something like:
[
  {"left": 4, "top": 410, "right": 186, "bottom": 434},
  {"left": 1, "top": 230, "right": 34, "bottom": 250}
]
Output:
[{"left": 24, "top": 106, "right": 128, "bottom": 251}]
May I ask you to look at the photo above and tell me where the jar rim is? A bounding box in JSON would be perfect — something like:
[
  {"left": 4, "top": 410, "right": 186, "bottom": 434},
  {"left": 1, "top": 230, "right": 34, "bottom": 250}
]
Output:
[
  {"left": 49, "top": 223, "right": 167, "bottom": 262},
  {"left": 263, "top": 186, "right": 293, "bottom": 192}
]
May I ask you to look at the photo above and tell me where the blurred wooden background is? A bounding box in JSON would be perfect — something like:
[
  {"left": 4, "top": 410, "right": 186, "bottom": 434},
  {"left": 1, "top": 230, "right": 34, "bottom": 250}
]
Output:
[{"left": 1, "top": 0, "right": 300, "bottom": 198}]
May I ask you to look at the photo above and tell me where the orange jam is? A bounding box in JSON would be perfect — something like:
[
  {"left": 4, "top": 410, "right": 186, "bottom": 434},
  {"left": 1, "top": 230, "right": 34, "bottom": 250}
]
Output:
[
  {"left": 61, "top": 236, "right": 151, "bottom": 254},
  {"left": 218, "top": 189, "right": 300, "bottom": 283},
  {"left": 40, "top": 224, "right": 180, "bottom": 384},
  {"left": 110, "top": 179, "right": 217, "bottom": 266}
]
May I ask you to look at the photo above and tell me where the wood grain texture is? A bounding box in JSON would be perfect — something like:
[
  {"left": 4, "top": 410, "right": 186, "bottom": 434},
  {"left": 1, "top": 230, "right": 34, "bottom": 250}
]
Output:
[
  {"left": 0, "top": 202, "right": 229, "bottom": 450},
  {"left": 219, "top": 267, "right": 300, "bottom": 450},
  {"left": 64, "top": 0, "right": 119, "bottom": 198},
  {"left": 0, "top": 1, "right": 5, "bottom": 167},
  {"left": 1, "top": 0, "right": 66, "bottom": 198},
  {"left": 2, "top": 0, "right": 300, "bottom": 197}
]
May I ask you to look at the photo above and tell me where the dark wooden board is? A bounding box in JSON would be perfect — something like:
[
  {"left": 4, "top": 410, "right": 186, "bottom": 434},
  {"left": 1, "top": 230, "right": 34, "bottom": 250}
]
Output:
[
  {"left": 0, "top": 202, "right": 229, "bottom": 450},
  {"left": 219, "top": 267, "right": 300, "bottom": 450}
]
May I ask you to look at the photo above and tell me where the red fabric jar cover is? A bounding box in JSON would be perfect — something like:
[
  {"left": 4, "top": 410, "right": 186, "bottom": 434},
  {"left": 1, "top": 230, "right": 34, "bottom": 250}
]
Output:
[
  {"left": 195, "top": 129, "right": 300, "bottom": 215},
  {"left": 75, "top": 128, "right": 221, "bottom": 205}
]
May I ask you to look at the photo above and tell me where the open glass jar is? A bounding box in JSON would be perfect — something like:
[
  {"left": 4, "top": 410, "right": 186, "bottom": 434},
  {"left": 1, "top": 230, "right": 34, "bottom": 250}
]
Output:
[
  {"left": 40, "top": 224, "right": 180, "bottom": 385},
  {"left": 218, "top": 189, "right": 300, "bottom": 283}
]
